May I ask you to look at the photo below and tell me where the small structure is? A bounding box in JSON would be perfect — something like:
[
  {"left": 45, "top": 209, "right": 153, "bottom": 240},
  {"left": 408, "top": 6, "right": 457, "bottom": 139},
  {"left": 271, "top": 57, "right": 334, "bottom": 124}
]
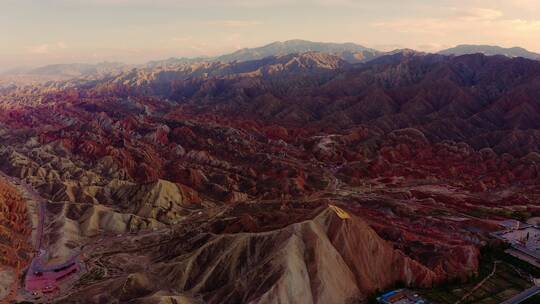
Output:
[
  {"left": 26, "top": 260, "right": 80, "bottom": 296},
  {"left": 499, "top": 219, "right": 524, "bottom": 230},
  {"left": 377, "top": 289, "right": 429, "bottom": 304},
  {"left": 491, "top": 222, "right": 540, "bottom": 261}
]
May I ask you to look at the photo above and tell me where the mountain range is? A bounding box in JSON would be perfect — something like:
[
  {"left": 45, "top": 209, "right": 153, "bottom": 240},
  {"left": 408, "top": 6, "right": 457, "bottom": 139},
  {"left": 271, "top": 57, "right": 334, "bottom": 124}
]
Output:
[
  {"left": 214, "top": 39, "right": 382, "bottom": 63},
  {"left": 438, "top": 44, "right": 540, "bottom": 60},
  {"left": 3, "top": 40, "right": 540, "bottom": 84},
  {"left": 1, "top": 40, "right": 540, "bottom": 303}
]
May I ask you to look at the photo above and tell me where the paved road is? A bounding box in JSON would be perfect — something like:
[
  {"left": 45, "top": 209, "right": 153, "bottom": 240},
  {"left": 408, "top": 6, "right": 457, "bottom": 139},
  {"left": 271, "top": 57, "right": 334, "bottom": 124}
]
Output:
[
  {"left": 501, "top": 285, "right": 540, "bottom": 304},
  {"left": 0, "top": 171, "right": 81, "bottom": 299},
  {"left": 505, "top": 248, "right": 540, "bottom": 269}
]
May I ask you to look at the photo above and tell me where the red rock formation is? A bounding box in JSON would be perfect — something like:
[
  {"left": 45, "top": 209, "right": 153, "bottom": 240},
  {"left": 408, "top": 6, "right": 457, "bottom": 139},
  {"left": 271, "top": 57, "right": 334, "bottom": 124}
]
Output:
[
  {"left": 0, "top": 52, "right": 539, "bottom": 302},
  {"left": 0, "top": 179, "right": 32, "bottom": 301}
]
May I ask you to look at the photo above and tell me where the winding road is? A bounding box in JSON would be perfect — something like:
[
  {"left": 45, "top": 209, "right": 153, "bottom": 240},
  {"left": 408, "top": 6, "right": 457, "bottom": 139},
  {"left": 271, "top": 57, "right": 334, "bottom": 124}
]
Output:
[{"left": 0, "top": 171, "right": 81, "bottom": 300}]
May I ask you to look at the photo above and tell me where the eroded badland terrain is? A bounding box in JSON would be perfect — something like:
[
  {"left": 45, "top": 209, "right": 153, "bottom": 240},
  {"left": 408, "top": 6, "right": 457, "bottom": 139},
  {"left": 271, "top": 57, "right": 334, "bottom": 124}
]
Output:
[{"left": 1, "top": 51, "right": 540, "bottom": 303}]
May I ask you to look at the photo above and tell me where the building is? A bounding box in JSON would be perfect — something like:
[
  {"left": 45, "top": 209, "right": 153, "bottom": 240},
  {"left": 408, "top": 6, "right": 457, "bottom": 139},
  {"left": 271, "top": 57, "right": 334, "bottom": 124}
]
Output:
[{"left": 491, "top": 223, "right": 540, "bottom": 261}]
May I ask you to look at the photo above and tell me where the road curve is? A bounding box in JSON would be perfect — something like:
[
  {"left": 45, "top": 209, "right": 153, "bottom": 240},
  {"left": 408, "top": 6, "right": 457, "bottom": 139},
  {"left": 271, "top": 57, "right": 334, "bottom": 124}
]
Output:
[{"left": 0, "top": 170, "right": 81, "bottom": 299}]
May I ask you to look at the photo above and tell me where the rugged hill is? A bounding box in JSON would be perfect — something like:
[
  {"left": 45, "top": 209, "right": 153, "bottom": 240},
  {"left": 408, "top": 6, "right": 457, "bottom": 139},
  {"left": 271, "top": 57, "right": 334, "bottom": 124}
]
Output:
[
  {"left": 77, "top": 52, "right": 540, "bottom": 156},
  {"left": 439, "top": 44, "right": 540, "bottom": 60},
  {"left": 0, "top": 178, "right": 33, "bottom": 302},
  {"left": 108, "top": 52, "right": 350, "bottom": 89},
  {"left": 0, "top": 40, "right": 379, "bottom": 86},
  {"left": 59, "top": 205, "right": 479, "bottom": 304},
  {"left": 1, "top": 51, "right": 540, "bottom": 302}
]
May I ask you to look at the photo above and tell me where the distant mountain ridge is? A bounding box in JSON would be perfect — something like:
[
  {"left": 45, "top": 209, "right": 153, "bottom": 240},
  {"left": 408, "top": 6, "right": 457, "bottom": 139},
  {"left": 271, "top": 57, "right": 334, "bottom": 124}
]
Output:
[
  {"left": 5, "top": 41, "right": 540, "bottom": 85},
  {"left": 439, "top": 44, "right": 540, "bottom": 60},
  {"left": 4, "top": 62, "right": 127, "bottom": 77},
  {"left": 214, "top": 39, "right": 382, "bottom": 63},
  {"left": 143, "top": 40, "right": 383, "bottom": 69},
  {"left": 0, "top": 62, "right": 131, "bottom": 85}
]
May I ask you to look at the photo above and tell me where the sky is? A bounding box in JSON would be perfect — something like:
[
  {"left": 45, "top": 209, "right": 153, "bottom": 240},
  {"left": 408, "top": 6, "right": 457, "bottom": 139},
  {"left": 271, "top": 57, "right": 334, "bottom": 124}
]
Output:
[{"left": 1, "top": 0, "right": 540, "bottom": 70}]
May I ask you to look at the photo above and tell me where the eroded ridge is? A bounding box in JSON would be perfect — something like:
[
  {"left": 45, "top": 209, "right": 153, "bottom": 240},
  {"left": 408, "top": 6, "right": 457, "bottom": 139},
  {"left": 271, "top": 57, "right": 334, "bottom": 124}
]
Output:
[{"left": 0, "top": 178, "right": 32, "bottom": 302}]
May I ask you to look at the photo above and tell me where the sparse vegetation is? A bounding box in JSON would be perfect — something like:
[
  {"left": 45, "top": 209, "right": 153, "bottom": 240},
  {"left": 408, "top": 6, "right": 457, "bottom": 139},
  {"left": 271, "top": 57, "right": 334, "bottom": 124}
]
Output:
[
  {"left": 464, "top": 207, "right": 533, "bottom": 222},
  {"left": 76, "top": 267, "right": 105, "bottom": 287},
  {"left": 420, "top": 246, "right": 538, "bottom": 304}
]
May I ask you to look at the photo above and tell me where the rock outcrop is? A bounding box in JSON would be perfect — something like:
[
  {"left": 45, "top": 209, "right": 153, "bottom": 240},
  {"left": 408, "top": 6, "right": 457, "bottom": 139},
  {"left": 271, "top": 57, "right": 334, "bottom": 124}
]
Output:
[{"left": 0, "top": 179, "right": 32, "bottom": 302}]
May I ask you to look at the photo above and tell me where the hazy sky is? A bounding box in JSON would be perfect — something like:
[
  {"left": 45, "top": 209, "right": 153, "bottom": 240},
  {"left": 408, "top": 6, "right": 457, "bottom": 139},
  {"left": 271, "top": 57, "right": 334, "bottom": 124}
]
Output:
[{"left": 2, "top": 0, "right": 540, "bottom": 69}]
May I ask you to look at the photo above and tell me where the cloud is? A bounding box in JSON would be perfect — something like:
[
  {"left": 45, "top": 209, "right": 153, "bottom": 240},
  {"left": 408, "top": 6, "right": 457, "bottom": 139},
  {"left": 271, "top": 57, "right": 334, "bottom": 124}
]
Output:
[
  {"left": 372, "top": 43, "right": 405, "bottom": 51},
  {"left": 27, "top": 44, "right": 50, "bottom": 54},
  {"left": 373, "top": 7, "right": 493, "bottom": 32},
  {"left": 458, "top": 8, "right": 503, "bottom": 21},
  {"left": 205, "top": 20, "right": 262, "bottom": 28},
  {"left": 56, "top": 41, "right": 68, "bottom": 49},
  {"left": 372, "top": 7, "right": 504, "bottom": 34},
  {"left": 26, "top": 42, "right": 67, "bottom": 54},
  {"left": 508, "top": 0, "right": 540, "bottom": 10},
  {"left": 416, "top": 43, "right": 452, "bottom": 52},
  {"left": 40, "top": 0, "right": 375, "bottom": 8},
  {"left": 371, "top": 7, "right": 540, "bottom": 51},
  {"left": 45, "top": 0, "right": 270, "bottom": 7},
  {"left": 371, "top": 18, "right": 449, "bottom": 35},
  {"left": 510, "top": 19, "right": 540, "bottom": 32},
  {"left": 171, "top": 36, "right": 193, "bottom": 42}
]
